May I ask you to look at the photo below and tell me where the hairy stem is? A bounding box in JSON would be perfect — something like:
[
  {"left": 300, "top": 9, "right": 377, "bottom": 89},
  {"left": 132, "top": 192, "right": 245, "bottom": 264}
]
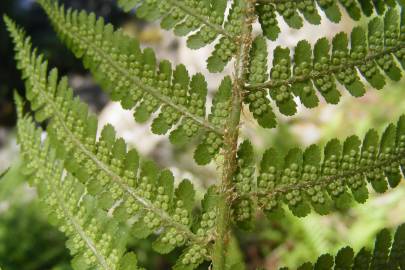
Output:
[{"left": 212, "top": 1, "right": 255, "bottom": 269}]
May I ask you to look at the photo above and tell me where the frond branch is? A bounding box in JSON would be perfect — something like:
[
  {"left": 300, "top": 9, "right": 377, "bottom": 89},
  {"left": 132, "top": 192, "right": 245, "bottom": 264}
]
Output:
[
  {"left": 240, "top": 118, "right": 405, "bottom": 218},
  {"left": 33, "top": 63, "right": 201, "bottom": 245},
  {"left": 243, "top": 7, "right": 405, "bottom": 124},
  {"left": 17, "top": 118, "right": 124, "bottom": 270},
  {"left": 253, "top": 150, "right": 403, "bottom": 202},
  {"left": 39, "top": 0, "right": 224, "bottom": 136},
  {"left": 5, "top": 17, "right": 203, "bottom": 247},
  {"left": 56, "top": 188, "right": 111, "bottom": 270},
  {"left": 72, "top": 25, "right": 221, "bottom": 135},
  {"left": 245, "top": 43, "right": 405, "bottom": 90},
  {"left": 280, "top": 224, "right": 405, "bottom": 269}
]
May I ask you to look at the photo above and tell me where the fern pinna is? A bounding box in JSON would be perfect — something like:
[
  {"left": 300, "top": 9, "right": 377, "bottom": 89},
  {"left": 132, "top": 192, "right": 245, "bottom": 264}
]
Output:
[{"left": 4, "top": 0, "right": 405, "bottom": 269}]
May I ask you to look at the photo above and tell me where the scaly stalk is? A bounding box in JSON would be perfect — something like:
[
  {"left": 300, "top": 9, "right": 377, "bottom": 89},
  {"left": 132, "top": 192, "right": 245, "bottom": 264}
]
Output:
[{"left": 212, "top": 1, "right": 256, "bottom": 269}]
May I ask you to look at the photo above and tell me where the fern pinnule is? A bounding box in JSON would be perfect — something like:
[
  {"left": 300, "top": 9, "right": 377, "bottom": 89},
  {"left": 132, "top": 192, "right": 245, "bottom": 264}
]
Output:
[
  {"left": 245, "top": 36, "right": 277, "bottom": 128},
  {"left": 232, "top": 140, "right": 256, "bottom": 230},
  {"left": 278, "top": 224, "right": 405, "bottom": 269},
  {"left": 194, "top": 77, "right": 233, "bottom": 165}
]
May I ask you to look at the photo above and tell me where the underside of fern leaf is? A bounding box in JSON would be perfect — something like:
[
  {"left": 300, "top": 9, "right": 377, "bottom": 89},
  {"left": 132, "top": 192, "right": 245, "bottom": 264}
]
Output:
[
  {"left": 36, "top": 0, "right": 232, "bottom": 164},
  {"left": 6, "top": 17, "right": 220, "bottom": 269},
  {"left": 117, "top": 0, "right": 405, "bottom": 71},
  {"left": 16, "top": 112, "right": 140, "bottom": 270},
  {"left": 278, "top": 223, "right": 405, "bottom": 269},
  {"left": 256, "top": 0, "right": 405, "bottom": 41},
  {"left": 245, "top": 5, "right": 405, "bottom": 126},
  {"left": 234, "top": 116, "right": 405, "bottom": 220},
  {"left": 5, "top": 0, "right": 405, "bottom": 269},
  {"left": 117, "top": 0, "right": 245, "bottom": 72}
]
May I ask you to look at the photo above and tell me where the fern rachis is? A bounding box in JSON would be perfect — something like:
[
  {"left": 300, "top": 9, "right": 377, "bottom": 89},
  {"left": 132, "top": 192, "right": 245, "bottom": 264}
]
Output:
[{"left": 4, "top": 0, "right": 405, "bottom": 269}]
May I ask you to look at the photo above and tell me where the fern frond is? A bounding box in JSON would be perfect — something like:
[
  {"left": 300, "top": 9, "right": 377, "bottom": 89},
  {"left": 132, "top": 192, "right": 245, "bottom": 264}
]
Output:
[
  {"left": 16, "top": 115, "right": 140, "bottom": 270},
  {"left": 246, "top": 6, "right": 405, "bottom": 125},
  {"left": 36, "top": 0, "right": 228, "bottom": 147},
  {"left": 256, "top": 0, "right": 405, "bottom": 41},
  {"left": 279, "top": 223, "right": 405, "bottom": 269},
  {"left": 241, "top": 115, "right": 405, "bottom": 218},
  {"left": 117, "top": 0, "right": 245, "bottom": 73},
  {"left": 6, "top": 17, "right": 218, "bottom": 269}
]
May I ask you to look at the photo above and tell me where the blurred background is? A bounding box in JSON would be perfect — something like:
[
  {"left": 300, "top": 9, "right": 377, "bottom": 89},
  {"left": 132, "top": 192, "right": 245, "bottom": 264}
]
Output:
[{"left": 0, "top": 1, "right": 405, "bottom": 269}]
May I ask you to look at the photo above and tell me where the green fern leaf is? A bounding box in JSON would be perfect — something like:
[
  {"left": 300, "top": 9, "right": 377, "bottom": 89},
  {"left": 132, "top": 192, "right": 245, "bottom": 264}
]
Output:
[
  {"left": 173, "top": 186, "right": 218, "bottom": 270},
  {"left": 16, "top": 116, "right": 140, "bottom": 270},
  {"left": 207, "top": 0, "right": 244, "bottom": 73},
  {"left": 291, "top": 40, "right": 319, "bottom": 108},
  {"left": 256, "top": 0, "right": 405, "bottom": 41},
  {"left": 256, "top": 3, "right": 281, "bottom": 41},
  {"left": 342, "top": 136, "right": 368, "bottom": 203},
  {"left": 370, "top": 228, "right": 392, "bottom": 269},
  {"left": 117, "top": 0, "right": 246, "bottom": 73},
  {"left": 6, "top": 17, "right": 217, "bottom": 269},
  {"left": 361, "top": 129, "right": 388, "bottom": 193},
  {"left": 270, "top": 46, "right": 298, "bottom": 115},
  {"left": 359, "top": 0, "right": 403, "bottom": 16},
  {"left": 334, "top": 246, "right": 355, "bottom": 269},
  {"left": 36, "top": 0, "right": 226, "bottom": 149},
  {"left": 246, "top": 6, "right": 405, "bottom": 125},
  {"left": 232, "top": 140, "right": 256, "bottom": 230},
  {"left": 314, "top": 254, "right": 334, "bottom": 269},
  {"left": 117, "top": 0, "right": 229, "bottom": 49},
  {"left": 297, "top": 263, "right": 313, "bottom": 270},
  {"left": 246, "top": 36, "right": 277, "bottom": 128},
  {"left": 352, "top": 248, "right": 372, "bottom": 270},
  {"left": 258, "top": 147, "right": 285, "bottom": 219},
  {"left": 388, "top": 223, "right": 405, "bottom": 268},
  {"left": 251, "top": 115, "right": 405, "bottom": 218},
  {"left": 119, "top": 253, "right": 141, "bottom": 270},
  {"left": 283, "top": 224, "right": 405, "bottom": 269},
  {"left": 194, "top": 76, "right": 232, "bottom": 165}
]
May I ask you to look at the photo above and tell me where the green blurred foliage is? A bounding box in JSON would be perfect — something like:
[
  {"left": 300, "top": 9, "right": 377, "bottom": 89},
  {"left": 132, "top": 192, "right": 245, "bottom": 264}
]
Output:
[{"left": 0, "top": 163, "right": 72, "bottom": 270}]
